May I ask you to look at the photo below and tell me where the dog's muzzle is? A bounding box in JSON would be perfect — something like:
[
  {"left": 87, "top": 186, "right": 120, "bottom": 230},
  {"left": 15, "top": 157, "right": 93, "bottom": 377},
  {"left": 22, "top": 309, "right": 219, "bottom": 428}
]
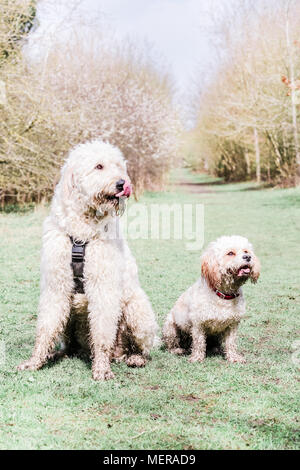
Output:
[{"left": 115, "top": 180, "right": 132, "bottom": 198}]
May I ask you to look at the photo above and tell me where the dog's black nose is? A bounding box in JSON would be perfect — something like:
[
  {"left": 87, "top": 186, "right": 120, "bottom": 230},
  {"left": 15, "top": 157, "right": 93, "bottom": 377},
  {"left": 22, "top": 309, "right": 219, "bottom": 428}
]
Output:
[
  {"left": 116, "top": 179, "right": 125, "bottom": 191},
  {"left": 243, "top": 255, "right": 251, "bottom": 262}
]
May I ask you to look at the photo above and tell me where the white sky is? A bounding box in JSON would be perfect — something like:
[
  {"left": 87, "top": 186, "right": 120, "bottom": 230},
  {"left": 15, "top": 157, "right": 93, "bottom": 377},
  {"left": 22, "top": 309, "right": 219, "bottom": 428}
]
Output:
[
  {"left": 27, "top": 0, "right": 235, "bottom": 93},
  {"left": 95, "top": 0, "right": 221, "bottom": 91}
]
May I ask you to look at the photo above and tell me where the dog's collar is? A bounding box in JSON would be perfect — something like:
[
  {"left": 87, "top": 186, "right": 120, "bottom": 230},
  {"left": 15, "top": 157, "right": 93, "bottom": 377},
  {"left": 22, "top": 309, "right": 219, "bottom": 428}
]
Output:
[{"left": 213, "top": 288, "right": 239, "bottom": 300}]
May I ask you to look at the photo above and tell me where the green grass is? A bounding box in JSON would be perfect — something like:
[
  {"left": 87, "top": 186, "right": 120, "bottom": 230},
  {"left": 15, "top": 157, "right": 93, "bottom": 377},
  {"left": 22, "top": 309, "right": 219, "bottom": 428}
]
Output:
[
  {"left": 170, "top": 167, "right": 223, "bottom": 185},
  {"left": 0, "top": 171, "right": 300, "bottom": 450}
]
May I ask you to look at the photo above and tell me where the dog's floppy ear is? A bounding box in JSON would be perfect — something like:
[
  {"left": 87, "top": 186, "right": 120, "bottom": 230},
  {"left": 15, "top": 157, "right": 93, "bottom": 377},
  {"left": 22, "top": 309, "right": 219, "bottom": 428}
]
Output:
[
  {"left": 201, "top": 250, "right": 221, "bottom": 289},
  {"left": 61, "top": 163, "right": 75, "bottom": 200},
  {"left": 251, "top": 255, "right": 261, "bottom": 283}
]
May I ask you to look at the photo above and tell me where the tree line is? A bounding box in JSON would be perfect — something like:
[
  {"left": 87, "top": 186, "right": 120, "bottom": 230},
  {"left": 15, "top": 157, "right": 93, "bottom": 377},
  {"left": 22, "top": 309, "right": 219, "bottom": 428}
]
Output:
[
  {"left": 0, "top": 0, "right": 181, "bottom": 206},
  {"left": 189, "top": 0, "right": 300, "bottom": 186}
]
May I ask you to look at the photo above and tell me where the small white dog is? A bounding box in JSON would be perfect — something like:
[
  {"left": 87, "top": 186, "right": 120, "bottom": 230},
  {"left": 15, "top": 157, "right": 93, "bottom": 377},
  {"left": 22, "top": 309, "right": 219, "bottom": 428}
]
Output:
[
  {"left": 18, "top": 139, "right": 158, "bottom": 380},
  {"left": 163, "top": 236, "right": 260, "bottom": 363}
]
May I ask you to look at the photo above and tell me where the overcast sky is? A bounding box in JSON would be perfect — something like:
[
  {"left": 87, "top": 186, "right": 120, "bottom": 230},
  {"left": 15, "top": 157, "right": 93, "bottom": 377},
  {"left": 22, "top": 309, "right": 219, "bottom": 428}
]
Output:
[
  {"left": 94, "top": 0, "right": 223, "bottom": 90},
  {"left": 27, "top": 0, "right": 236, "bottom": 93}
]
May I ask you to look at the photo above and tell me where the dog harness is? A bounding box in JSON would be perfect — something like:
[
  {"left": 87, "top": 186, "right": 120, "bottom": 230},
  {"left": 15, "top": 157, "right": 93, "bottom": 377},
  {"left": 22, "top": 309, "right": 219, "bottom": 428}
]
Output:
[
  {"left": 213, "top": 288, "right": 239, "bottom": 300},
  {"left": 70, "top": 237, "right": 88, "bottom": 294}
]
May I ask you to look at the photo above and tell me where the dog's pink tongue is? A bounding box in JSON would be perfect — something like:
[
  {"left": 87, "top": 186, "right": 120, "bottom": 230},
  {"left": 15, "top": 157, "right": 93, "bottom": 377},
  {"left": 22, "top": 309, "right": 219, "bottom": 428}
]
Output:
[
  {"left": 123, "top": 182, "right": 132, "bottom": 197},
  {"left": 238, "top": 267, "right": 251, "bottom": 276},
  {"left": 116, "top": 182, "right": 132, "bottom": 198}
]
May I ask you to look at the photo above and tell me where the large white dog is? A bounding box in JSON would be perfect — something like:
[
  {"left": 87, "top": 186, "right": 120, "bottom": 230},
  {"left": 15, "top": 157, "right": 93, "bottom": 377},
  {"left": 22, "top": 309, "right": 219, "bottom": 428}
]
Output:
[{"left": 18, "top": 140, "right": 158, "bottom": 380}]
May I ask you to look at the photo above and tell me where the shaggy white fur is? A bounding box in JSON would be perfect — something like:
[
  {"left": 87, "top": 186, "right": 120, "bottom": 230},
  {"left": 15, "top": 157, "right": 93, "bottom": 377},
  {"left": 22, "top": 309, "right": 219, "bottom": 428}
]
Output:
[
  {"left": 17, "top": 139, "right": 158, "bottom": 380},
  {"left": 163, "top": 235, "right": 260, "bottom": 363}
]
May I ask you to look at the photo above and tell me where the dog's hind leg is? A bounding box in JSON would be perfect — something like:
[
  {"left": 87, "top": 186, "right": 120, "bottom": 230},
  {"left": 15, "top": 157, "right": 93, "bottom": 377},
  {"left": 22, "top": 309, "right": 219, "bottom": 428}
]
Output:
[
  {"left": 162, "top": 312, "right": 185, "bottom": 355},
  {"left": 121, "top": 287, "right": 158, "bottom": 367},
  {"left": 120, "top": 244, "right": 158, "bottom": 368},
  {"left": 111, "top": 315, "right": 128, "bottom": 363},
  {"left": 17, "top": 231, "right": 73, "bottom": 371},
  {"left": 222, "top": 323, "right": 246, "bottom": 363}
]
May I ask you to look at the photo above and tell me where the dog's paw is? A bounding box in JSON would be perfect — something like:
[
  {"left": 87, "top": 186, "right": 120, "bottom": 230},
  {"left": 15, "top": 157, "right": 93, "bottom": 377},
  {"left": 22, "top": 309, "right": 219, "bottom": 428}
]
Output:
[
  {"left": 112, "top": 353, "right": 127, "bottom": 363},
  {"left": 170, "top": 348, "right": 185, "bottom": 355},
  {"left": 92, "top": 368, "right": 115, "bottom": 381},
  {"left": 188, "top": 354, "right": 205, "bottom": 363},
  {"left": 227, "top": 354, "right": 246, "bottom": 364},
  {"left": 17, "top": 358, "right": 41, "bottom": 371},
  {"left": 126, "top": 354, "right": 146, "bottom": 368}
]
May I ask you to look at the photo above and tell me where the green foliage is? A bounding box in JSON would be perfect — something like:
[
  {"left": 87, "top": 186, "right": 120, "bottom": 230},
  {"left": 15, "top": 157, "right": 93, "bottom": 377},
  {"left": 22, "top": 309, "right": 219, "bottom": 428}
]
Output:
[{"left": 216, "top": 141, "right": 249, "bottom": 182}]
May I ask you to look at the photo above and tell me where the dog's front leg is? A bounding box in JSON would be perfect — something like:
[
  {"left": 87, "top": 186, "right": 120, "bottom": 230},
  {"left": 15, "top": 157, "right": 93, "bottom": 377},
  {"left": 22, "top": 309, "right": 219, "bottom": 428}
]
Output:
[
  {"left": 87, "top": 285, "right": 121, "bottom": 380},
  {"left": 85, "top": 245, "right": 122, "bottom": 381},
  {"left": 189, "top": 325, "right": 206, "bottom": 363},
  {"left": 223, "top": 323, "right": 246, "bottom": 363}
]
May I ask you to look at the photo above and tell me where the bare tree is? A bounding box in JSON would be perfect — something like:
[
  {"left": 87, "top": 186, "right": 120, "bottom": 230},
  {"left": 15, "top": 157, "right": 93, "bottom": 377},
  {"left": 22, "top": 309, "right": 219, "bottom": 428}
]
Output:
[
  {"left": 190, "top": 0, "right": 300, "bottom": 186},
  {"left": 253, "top": 127, "right": 261, "bottom": 183},
  {"left": 285, "top": 0, "right": 300, "bottom": 173},
  {"left": 0, "top": 1, "right": 182, "bottom": 204}
]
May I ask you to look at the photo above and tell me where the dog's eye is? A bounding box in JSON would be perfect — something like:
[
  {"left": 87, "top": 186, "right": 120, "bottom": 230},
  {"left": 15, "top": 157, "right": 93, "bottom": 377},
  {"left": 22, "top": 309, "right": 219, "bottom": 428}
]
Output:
[
  {"left": 244, "top": 250, "right": 248, "bottom": 253},
  {"left": 227, "top": 251, "right": 235, "bottom": 256},
  {"left": 95, "top": 164, "right": 103, "bottom": 170}
]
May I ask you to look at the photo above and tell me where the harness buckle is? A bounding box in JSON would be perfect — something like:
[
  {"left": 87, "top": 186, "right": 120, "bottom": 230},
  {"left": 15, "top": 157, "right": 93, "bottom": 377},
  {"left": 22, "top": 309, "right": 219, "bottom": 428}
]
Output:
[
  {"left": 72, "top": 239, "right": 85, "bottom": 246},
  {"left": 72, "top": 245, "right": 85, "bottom": 262},
  {"left": 69, "top": 236, "right": 88, "bottom": 294}
]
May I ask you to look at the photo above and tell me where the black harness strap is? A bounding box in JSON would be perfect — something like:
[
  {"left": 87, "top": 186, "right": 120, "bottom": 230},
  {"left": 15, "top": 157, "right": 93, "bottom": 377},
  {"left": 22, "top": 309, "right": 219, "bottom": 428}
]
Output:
[{"left": 70, "top": 237, "right": 88, "bottom": 294}]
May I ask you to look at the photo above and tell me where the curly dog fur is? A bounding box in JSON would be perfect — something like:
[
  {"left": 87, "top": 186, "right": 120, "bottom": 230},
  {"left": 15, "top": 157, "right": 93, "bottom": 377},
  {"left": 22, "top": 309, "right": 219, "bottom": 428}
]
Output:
[
  {"left": 163, "top": 235, "right": 260, "bottom": 363},
  {"left": 17, "top": 139, "right": 158, "bottom": 380}
]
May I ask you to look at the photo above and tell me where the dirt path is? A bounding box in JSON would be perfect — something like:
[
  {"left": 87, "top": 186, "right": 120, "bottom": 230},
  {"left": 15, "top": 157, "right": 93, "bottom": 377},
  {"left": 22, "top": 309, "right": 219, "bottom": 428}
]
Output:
[
  {"left": 172, "top": 170, "right": 222, "bottom": 194},
  {"left": 175, "top": 181, "right": 214, "bottom": 194}
]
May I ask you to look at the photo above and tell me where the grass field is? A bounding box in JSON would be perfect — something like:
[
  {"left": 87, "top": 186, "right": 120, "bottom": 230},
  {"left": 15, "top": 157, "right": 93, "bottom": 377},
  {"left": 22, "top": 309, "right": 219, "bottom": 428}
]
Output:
[{"left": 0, "top": 170, "right": 299, "bottom": 450}]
